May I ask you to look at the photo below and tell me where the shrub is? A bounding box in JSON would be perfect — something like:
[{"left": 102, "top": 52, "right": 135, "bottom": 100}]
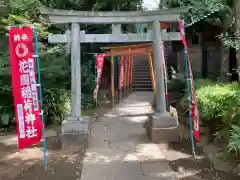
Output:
[
  {"left": 196, "top": 83, "right": 237, "bottom": 121},
  {"left": 43, "top": 88, "right": 71, "bottom": 125},
  {"left": 194, "top": 78, "right": 216, "bottom": 90},
  {"left": 179, "top": 78, "right": 216, "bottom": 114},
  {"left": 228, "top": 125, "right": 240, "bottom": 154}
]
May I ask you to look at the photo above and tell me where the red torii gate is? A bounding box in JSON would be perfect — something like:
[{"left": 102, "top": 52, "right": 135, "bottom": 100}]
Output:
[{"left": 101, "top": 43, "right": 157, "bottom": 106}]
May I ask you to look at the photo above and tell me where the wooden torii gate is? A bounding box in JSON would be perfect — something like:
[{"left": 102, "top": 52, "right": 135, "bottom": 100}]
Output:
[{"left": 40, "top": 7, "right": 186, "bottom": 149}]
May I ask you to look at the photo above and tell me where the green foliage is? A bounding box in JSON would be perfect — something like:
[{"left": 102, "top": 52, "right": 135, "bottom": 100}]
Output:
[
  {"left": 181, "top": 79, "right": 238, "bottom": 122},
  {"left": 81, "top": 58, "right": 96, "bottom": 110},
  {"left": 0, "top": 0, "right": 142, "bottom": 128},
  {"left": 228, "top": 125, "right": 240, "bottom": 154},
  {"left": 224, "top": 88, "right": 240, "bottom": 154},
  {"left": 167, "top": 0, "right": 238, "bottom": 49},
  {"left": 194, "top": 78, "right": 216, "bottom": 90},
  {"left": 0, "top": 0, "right": 49, "bottom": 37},
  {"left": 194, "top": 80, "right": 240, "bottom": 153},
  {"left": 43, "top": 88, "right": 71, "bottom": 125},
  {"left": 196, "top": 83, "right": 237, "bottom": 121}
]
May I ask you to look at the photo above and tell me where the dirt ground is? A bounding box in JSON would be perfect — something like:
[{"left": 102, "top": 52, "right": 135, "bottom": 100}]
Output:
[
  {"left": 159, "top": 141, "right": 240, "bottom": 180},
  {"left": 0, "top": 136, "right": 85, "bottom": 180},
  {"left": 0, "top": 104, "right": 112, "bottom": 180}
]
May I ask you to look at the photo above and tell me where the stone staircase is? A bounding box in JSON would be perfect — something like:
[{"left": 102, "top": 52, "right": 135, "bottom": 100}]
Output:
[{"left": 132, "top": 56, "right": 153, "bottom": 91}]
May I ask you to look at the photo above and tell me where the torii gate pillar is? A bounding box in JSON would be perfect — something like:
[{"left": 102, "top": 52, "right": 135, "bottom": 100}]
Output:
[{"left": 148, "top": 21, "right": 180, "bottom": 143}]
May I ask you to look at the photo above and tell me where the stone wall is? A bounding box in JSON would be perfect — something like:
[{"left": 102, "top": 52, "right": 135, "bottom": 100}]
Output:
[
  {"left": 220, "top": 45, "right": 230, "bottom": 81},
  {"left": 177, "top": 43, "right": 221, "bottom": 80},
  {"left": 177, "top": 45, "right": 202, "bottom": 78}
]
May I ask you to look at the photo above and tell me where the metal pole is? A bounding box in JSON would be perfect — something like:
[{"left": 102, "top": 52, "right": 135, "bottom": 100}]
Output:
[
  {"left": 71, "top": 23, "right": 81, "bottom": 117},
  {"left": 33, "top": 24, "right": 47, "bottom": 170},
  {"left": 152, "top": 20, "right": 166, "bottom": 113},
  {"left": 111, "top": 55, "right": 115, "bottom": 107}
]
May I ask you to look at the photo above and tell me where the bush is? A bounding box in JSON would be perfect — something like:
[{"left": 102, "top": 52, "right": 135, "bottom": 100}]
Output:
[
  {"left": 180, "top": 79, "right": 239, "bottom": 122},
  {"left": 228, "top": 125, "right": 240, "bottom": 154},
  {"left": 194, "top": 78, "right": 215, "bottom": 90},
  {"left": 196, "top": 83, "right": 237, "bottom": 121},
  {"left": 43, "top": 88, "right": 71, "bottom": 125}
]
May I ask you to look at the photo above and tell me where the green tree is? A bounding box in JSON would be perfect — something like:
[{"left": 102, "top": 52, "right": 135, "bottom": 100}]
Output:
[
  {"left": 167, "top": 0, "right": 236, "bottom": 47},
  {"left": 0, "top": 0, "right": 142, "bottom": 127}
]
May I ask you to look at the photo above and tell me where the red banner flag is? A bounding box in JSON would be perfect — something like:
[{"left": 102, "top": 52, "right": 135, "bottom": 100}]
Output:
[
  {"left": 126, "top": 56, "right": 130, "bottom": 88},
  {"left": 118, "top": 56, "right": 124, "bottom": 89},
  {"left": 161, "top": 41, "right": 168, "bottom": 101},
  {"left": 178, "top": 20, "right": 200, "bottom": 142},
  {"left": 9, "top": 27, "right": 43, "bottom": 149},
  {"left": 93, "top": 54, "right": 104, "bottom": 99},
  {"left": 129, "top": 55, "right": 133, "bottom": 85}
]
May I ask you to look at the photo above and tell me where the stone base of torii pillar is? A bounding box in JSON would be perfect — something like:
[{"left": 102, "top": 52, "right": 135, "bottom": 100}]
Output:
[
  {"left": 146, "top": 108, "right": 180, "bottom": 143},
  {"left": 60, "top": 116, "right": 91, "bottom": 151}
]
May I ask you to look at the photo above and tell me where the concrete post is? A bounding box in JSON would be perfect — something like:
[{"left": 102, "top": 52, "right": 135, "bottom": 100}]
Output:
[
  {"left": 112, "top": 24, "right": 122, "bottom": 34},
  {"left": 65, "top": 29, "right": 71, "bottom": 55},
  {"left": 152, "top": 20, "right": 166, "bottom": 113},
  {"left": 71, "top": 23, "right": 82, "bottom": 117}
]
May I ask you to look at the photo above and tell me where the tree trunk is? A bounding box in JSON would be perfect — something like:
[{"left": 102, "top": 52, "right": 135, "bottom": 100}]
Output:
[{"left": 235, "top": 0, "right": 240, "bottom": 81}]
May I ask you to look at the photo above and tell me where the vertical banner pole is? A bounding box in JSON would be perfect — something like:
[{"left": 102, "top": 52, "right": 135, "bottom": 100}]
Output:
[
  {"left": 130, "top": 53, "right": 133, "bottom": 93},
  {"left": 127, "top": 49, "right": 130, "bottom": 94},
  {"left": 125, "top": 55, "right": 128, "bottom": 96},
  {"left": 125, "top": 55, "right": 128, "bottom": 95},
  {"left": 114, "top": 55, "right": 119, "bottom": 103},
  {"left": 123, "top": 56, "right": 127, "bottom": 98},
  {"left": 161, "top": 41, "right": 169, "bottom": 111},
  {"left": 111, "top": 55, "right": 115, "bottom": 107},
  {"left": 33, "top": 24, "right": 47, "bottom": 169},
  {"left": 118, "top": 56, "right": 122, "bottom": 102},
  {"left": 178, "top": 20, "right": 197, "bottom": 157},
  {"left": 128, "top": 49, "right": 132, "bottom": 94}
]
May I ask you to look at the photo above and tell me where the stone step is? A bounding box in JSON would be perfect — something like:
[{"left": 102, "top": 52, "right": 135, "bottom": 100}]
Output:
[
  {"left": 133, "top": 68, "right": 149, "bottom": 71},
  {"left": 132, "top": 80, "right": 152, "bottom": 84},
  {"left": 132, "top": 79, "right": 151, "bottom": 83},
  {"left": 132, "top": 85, "right": 152, "bottom": 89},
  {"left": 133, "top": 61, "right": 149, "bottom": 64},
  {"left": 132, "top": 83, "right": 152, "bottom": 86},
  {"left": 132, "top": 76, "right": 151, "bottom": 79},
  {"left": 132, "top": 69, "right": 150, "bottom": 72},
  {"left": 132, "top": 79, "right": 151, "bottom": 82},
  {"left": 132, "top": 88, "right": 153, "bottom": 91},
  {"left": 132, "top": 82, "right": 152, "bottom": 86},
  {"left": 132, "top": 66, "right": 150, "bottom": 70},
  {"left": 132, "top": 76, "right": 151, "bottom": 80},
  {"left": 132, "top": 73, "right": 151, "bottom": 76},
  {"left": 133, "top": 63, "right": 149, "bottom": 66}
]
